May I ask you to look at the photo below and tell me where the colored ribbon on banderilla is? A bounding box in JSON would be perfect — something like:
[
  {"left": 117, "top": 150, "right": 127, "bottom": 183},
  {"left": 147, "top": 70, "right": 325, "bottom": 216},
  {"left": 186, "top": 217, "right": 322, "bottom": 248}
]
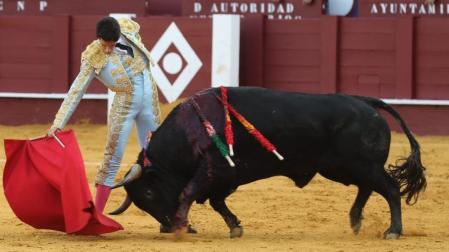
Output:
[
  {"left": 218, "top": 87, "right": 284, "bottom": 161},
  {"left": 191, "top": 99, "right": 235, "bottom": 167},
  {"left": 220, "top": 86, "right": 234, "bottom": 156}
]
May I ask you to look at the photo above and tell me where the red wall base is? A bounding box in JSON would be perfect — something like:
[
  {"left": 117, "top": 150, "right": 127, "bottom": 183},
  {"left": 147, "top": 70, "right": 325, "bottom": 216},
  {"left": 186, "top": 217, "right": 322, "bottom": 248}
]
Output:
[
  {"left": 0, "top": 98, "right": 106, "bottom": 126},
  {"left": 380, "top": 105, "right": 449, "bottom": 135}
]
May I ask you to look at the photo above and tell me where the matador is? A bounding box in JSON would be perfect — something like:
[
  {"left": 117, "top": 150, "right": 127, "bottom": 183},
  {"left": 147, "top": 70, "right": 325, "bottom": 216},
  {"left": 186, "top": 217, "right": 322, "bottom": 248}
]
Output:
[{"left": 48, "top": 17, "right": 161, "bottom": 213}]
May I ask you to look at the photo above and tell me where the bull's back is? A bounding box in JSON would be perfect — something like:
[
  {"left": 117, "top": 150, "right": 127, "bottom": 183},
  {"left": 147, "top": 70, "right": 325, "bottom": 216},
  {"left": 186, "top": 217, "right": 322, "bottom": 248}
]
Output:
[
  {"left": 152, "top": 87, "right": 391, "bottom": 186},
  {"left": 210, "top": 87, "right": 391, "bottom": 185}
]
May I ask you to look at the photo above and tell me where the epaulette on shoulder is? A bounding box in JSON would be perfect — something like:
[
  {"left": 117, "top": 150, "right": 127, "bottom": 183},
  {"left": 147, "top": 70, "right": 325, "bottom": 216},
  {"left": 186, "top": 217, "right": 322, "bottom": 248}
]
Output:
[
  {"left": 118, "top": 18, "right": 140, "bottom": 34},
  {"left": 81, "top": 40, "right": 108, "bottom": 74}
]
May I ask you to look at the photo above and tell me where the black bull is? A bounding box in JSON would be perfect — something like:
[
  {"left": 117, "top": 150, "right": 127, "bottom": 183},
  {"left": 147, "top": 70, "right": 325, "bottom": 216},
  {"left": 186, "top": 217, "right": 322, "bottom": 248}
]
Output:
[{"left": 111, "top": 87, "right": 426, "bottom": 239}]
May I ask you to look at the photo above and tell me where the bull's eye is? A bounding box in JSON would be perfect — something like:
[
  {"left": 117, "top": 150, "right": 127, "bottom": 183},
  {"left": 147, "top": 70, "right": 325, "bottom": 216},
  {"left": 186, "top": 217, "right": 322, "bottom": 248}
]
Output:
[{"left": 145, "top": 189, "right": 153, "bottom": 199}]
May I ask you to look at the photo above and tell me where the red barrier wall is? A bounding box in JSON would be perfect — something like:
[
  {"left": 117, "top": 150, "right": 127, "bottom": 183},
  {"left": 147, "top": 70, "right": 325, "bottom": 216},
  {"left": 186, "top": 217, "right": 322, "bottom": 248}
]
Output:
[
  {"left": 263, "top": 18, "right": 322, "bottom": 92},
  {"left": 2, "top": 15, "right": 449, "bottom": 135},
  {"left": 415, "top": 18, "right": 449, "bottom": 99},
  {"left": 0, "top": 0, "right": 148, "bottom": 16},
  {"left": 0, "top": 16, "right": 69, "bottom": 93},
  {"left": 383, "top": 105, "right": 449, "bottom": 135}
]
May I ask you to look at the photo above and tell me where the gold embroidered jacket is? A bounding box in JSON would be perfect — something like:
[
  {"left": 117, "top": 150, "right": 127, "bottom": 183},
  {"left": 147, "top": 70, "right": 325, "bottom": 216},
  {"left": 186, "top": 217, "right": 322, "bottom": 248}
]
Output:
[{"left": 51, "top": 18, "right": 160, "bottom": 130}]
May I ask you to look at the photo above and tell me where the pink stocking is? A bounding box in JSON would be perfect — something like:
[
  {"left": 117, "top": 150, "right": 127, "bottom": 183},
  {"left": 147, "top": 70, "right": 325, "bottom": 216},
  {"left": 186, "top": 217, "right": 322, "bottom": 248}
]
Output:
[{"left": 95, "top": 184, "right": 111, "bottom": 213}]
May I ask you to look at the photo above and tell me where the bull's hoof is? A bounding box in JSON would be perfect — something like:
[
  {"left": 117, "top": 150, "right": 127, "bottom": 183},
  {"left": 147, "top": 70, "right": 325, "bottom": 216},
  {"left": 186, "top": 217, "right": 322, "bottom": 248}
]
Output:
[
  {"left": 174, "top": 226, "right": 188, "bottom": 240},
  {"left": 351, "top": 221, "right": 362, "bottom": 235},
  {"left": 230, "top": 226, "right": 243, "bottom": 238},
  {"left": 350, "top": 211, "right": 363, "bottom": 235},
  {"left": 160, "top": 224, "right": 197, "bottom": 234},
  {"left": 160, "top": 224, "right": 172, "bottom": 233},
  {"left": 384, "top": 232, "right": 401, "bottom": 240},
  {"left": 187, "top": 224, "right": 198, "bottom": 234}
]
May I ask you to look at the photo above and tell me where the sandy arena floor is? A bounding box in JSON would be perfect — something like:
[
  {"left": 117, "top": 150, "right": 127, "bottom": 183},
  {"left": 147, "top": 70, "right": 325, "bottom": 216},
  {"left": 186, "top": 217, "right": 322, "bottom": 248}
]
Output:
[{"left": 1, "top": 104, "right": 448, "bottom": 251}]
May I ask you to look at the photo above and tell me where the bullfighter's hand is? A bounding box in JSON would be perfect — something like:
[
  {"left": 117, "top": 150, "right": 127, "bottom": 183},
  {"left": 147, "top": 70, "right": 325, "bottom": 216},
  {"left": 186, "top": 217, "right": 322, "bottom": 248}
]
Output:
[{"left": 47, "top": 127, "right": 60, "bottom": 137}]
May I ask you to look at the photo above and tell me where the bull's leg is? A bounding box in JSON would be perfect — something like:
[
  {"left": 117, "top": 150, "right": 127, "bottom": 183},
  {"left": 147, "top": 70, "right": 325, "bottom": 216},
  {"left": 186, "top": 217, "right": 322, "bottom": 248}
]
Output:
[
  {"left": 367, "top": 169, "right": 402, "bottom": 239},
  {"left": 349, "top": 187, "right": 372, "bottom": 234},
  {"left": 159, "top": 223, "right": 197, "bottom": 234},
  {"left": 373, "top": 169, "right": 402, "bottom": 239},
  {"left": 320, "top": 166, "right": 373, "bottom": 234},
  {"left": 210, "top": 199, "right": 243, "bottom": 238},
  {"left": 173, "top": 171, "right": 209, "bottom": 236},
  {"left": 173, "top": 182, "right": 198, "bottom": 233}
]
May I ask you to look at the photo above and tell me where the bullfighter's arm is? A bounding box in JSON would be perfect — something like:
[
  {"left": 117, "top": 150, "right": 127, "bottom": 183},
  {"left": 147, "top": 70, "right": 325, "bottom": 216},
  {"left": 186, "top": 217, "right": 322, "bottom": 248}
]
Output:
[{"left": 49, "top": 60, "right": 95, "bottom": 134}]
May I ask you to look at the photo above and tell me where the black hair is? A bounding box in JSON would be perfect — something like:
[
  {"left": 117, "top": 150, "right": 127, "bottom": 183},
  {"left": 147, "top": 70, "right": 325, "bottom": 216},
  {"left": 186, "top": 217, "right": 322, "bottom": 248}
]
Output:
[{"left": 96, "top": 17, "right": 121, "bottom": 42}]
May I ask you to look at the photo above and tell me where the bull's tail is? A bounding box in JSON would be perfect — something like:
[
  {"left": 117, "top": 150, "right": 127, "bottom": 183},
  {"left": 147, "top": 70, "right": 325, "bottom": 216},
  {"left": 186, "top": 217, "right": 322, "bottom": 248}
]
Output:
[{"left": 353, "top": 96, "right": 427, "bottom": 205}]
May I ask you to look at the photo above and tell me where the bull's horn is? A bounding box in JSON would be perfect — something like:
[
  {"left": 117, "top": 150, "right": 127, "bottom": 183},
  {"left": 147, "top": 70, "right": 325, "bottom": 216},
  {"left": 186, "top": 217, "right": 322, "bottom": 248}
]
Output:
[
  {"left": 111, "top": 164, "right": 142, "bottom": 189},
  {"left": 108, "top": 195, "right": 132, "bottom": 215}
]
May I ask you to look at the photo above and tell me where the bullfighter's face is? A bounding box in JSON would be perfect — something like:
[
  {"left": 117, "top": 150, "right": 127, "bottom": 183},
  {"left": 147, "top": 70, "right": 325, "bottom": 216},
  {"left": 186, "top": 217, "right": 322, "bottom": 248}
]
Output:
[{"left": 99, "top": 38, "right": 116, "bottom": 54}]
